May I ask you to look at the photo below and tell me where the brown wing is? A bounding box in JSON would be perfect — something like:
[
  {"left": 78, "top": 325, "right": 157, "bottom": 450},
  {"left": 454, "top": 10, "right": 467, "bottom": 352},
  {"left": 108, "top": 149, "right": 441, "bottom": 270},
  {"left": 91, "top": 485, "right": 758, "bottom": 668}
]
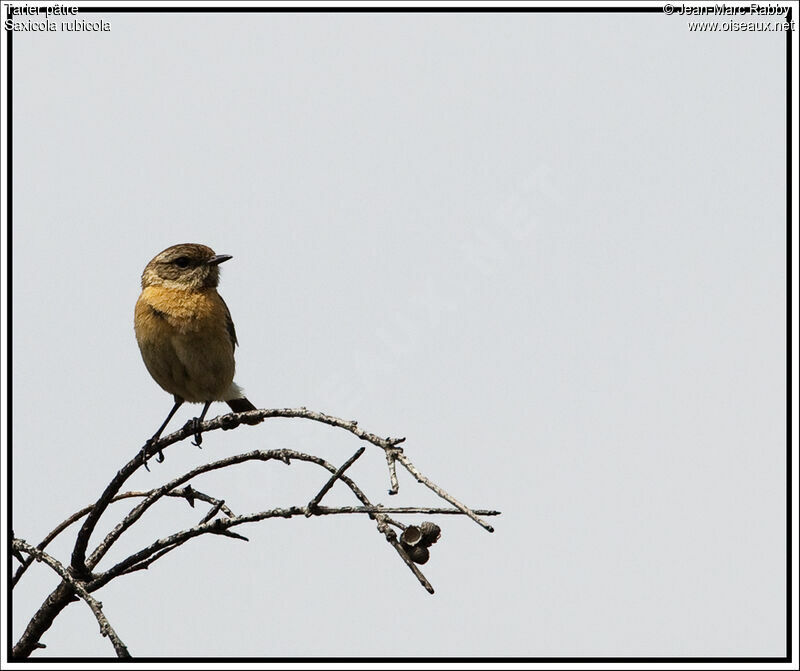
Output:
[{"left": 219, "top": 295, "right": 238, "bottom": 348}]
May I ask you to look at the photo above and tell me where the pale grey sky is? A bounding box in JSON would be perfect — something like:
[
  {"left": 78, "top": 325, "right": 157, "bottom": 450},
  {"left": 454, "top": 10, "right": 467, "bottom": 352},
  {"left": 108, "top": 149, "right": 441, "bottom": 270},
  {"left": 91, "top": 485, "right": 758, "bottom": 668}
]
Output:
[{"left": 8, "top": 8, "right": 788, "bottom": 658}]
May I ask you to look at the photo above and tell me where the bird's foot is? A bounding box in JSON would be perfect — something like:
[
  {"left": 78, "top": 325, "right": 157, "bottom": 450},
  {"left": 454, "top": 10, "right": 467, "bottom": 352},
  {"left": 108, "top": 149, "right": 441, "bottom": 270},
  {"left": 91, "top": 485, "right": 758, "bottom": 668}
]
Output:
[
  {"left": 189, "top": 418, "right": 204, "bottom": 448},
  {"left": 140, "top": 438, "right": 165, "bottom": 471}
]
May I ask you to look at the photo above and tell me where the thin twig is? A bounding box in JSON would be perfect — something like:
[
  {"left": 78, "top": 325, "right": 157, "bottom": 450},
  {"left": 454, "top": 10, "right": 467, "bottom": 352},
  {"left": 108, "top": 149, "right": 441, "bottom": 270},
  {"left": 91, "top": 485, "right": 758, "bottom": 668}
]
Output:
[
  {"left": 385, "top": 448, "right": 401, "bottom": 495},
  {"left": 394, "top": 452, "right": 494, "bottom": 533},
  {"left": 13, "top": 488, "right": 232, "bottom": 588},
  {"left": 12, "top": 539, "right": 131, "bottom": 659},
  {"left": 306, "top": 446, "right": 366, "bottom": 515},
  {"left": 117, "top": 538, "right": 192, "bottom": 577},
  {"left": 372, "top": 516, "right": 434, "bottom": 593},
  {"left": 198, "top": 499, "right": 226, "bottom": 525},
  {"left": 308, "top": 506, "right": 500, "bottom": 516}
]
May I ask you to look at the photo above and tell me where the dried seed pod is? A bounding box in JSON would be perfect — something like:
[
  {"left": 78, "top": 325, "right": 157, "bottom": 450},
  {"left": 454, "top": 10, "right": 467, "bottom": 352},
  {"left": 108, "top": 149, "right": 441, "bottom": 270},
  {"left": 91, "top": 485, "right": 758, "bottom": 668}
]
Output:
[
  {"left": 418, "top": 522, "right": 441, "bottom": 546},
  {"left": 400, "top": 525, "right": 422, "bottom": 547},
  {"left": 406, "top": 544, "right": 430, "bottom": 565}
]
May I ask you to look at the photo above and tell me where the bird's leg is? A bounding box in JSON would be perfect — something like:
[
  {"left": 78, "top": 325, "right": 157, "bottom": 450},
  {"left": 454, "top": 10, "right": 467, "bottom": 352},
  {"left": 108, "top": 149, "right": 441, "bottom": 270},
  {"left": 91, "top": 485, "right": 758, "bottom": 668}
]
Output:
[
  {"left": 141, "top": 397, "right": 185, "bottom": 469},
  {"left": 191, "top": 401, "right": 212, "bottom": 447}
]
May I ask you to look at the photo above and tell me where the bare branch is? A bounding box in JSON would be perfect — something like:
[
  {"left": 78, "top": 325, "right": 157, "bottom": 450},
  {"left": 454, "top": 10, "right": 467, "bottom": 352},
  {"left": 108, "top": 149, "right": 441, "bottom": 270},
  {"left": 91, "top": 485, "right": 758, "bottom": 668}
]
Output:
[
  {"left": 86, "top": 450, "right": 297, "bottom": 571},
  {"left": 306, "top": 446, "right": 366, "bottom": 515},
  {"left": 12, "top": 539, "right": 131, "bottom": 659},
  {"left": 394, "top": 451, "right": 495, "bottom": 533},
  {"left": 13, "top": 487, "right": 231, "bottom": 588},
  {"left": 70, "top": 408, "right": 405, "bottom": 575},
  {"left": 89, "top": 502, "right": 436, "bottom": 596},
  {"left": 209, "top": 407, "right": 407, "bottom": 451},
  {"left": 91, "top": 507, "right": 305, "bottom": 587},
  {"left": 113, "top": 504, "right": 498, "bottom": 577},
  {"left": 80, "top": 449, "right": 436, "bottom": 594},
  {"left": 15, "top": 407, "right": 498, "bottom": 658}
]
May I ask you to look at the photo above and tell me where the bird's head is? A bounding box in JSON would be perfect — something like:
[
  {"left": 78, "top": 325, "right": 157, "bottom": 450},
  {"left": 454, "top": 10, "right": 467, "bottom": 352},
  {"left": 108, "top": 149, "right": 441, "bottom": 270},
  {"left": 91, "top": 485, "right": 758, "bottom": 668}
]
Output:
[{"left": 141, "top": 243, "right": 232, "bottom": 290}]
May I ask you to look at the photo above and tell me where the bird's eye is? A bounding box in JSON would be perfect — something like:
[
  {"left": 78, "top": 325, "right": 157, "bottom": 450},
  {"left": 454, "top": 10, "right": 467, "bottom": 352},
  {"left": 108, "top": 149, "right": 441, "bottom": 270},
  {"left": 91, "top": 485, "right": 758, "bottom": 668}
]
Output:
[{"left": 173, "top": 257, "right": 190, "bottom": 268}]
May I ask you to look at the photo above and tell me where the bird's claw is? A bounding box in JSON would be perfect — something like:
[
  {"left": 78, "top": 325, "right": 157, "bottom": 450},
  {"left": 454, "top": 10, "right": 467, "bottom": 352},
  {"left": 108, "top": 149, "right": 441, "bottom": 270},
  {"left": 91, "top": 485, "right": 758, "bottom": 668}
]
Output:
[
  {"left": 140, "top": 445, "right": 151, "bottom": 471},
  {"left": 141, "top": 438, "right": 165, "bottom": 471},
  {"left": 189, "top": 418, "right": 203, "bottom": 448}
]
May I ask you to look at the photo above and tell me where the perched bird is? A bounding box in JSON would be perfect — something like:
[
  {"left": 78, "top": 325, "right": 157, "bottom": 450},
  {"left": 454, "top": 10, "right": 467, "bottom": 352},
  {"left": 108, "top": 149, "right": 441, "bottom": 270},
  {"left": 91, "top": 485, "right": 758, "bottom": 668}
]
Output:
[{"left": 134, "top": 243, "right": 259, "bottom": 464}]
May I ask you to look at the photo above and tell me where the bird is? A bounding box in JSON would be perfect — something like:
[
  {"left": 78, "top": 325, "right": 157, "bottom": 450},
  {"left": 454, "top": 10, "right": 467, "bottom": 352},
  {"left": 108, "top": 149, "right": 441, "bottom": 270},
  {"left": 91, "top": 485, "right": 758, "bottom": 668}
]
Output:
[{"left": 134, "top": 243, "right": 259, "bottom": 465}]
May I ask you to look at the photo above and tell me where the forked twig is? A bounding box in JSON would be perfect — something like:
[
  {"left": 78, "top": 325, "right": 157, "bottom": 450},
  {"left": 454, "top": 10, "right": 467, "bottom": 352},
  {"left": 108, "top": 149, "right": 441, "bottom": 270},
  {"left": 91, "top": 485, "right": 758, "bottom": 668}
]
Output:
[
  {"left": 12, "top": 539, "right": 131, "bottom": 659},
  {"left": 394, "top": 451, "right": 495, "bottom": 533},
  {"left": 13, "top": 487, "right": 231, "bottom": 588}
]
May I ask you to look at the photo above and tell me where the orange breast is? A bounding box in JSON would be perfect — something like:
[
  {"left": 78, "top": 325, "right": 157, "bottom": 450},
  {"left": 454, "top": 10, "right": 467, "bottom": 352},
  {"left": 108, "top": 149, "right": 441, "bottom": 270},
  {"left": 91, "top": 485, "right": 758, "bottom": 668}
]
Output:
[{"left": 134, "top": 287, "right": 236, "bottom": 402}]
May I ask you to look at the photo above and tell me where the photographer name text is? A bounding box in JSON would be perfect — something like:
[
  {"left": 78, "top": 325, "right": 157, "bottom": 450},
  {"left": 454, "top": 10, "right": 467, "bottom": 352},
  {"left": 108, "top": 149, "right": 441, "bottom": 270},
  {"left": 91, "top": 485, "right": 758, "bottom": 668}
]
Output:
[{"left": 663, "top": 3, "right": 789, "bottom": 15}]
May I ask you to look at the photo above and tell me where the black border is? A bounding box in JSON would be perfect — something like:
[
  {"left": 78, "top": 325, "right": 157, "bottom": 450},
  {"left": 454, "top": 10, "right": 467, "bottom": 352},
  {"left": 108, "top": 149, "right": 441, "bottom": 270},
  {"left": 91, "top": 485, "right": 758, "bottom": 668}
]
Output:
[{"left": 4, "top": 3, "right": 793, "bottom": 664}]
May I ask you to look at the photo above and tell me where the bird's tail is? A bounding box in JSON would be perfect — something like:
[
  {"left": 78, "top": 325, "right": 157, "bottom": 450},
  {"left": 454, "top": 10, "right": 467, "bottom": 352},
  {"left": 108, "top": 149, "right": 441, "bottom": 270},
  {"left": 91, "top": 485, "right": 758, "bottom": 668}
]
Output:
[
  {"left": 227, "top": 397, "right": 257, "bottom": 413},
  {"left": 227, "top": 397, "right": 262, "bottom": 425}
]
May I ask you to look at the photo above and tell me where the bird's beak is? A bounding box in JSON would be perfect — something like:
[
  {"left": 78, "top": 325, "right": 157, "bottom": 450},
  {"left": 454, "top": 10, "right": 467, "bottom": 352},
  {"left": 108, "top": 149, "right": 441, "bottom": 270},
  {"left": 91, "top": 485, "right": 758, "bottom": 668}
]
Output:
[{"left": 207, "top": 254, "right": 232, "bottom": 266}]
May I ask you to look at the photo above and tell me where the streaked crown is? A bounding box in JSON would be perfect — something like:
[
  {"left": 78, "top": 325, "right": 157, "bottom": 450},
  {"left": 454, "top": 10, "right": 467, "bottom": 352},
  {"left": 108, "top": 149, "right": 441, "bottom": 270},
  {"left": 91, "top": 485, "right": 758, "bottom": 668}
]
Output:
[{"left": 141, "top": 243, "right": 231, "bottom": 290}]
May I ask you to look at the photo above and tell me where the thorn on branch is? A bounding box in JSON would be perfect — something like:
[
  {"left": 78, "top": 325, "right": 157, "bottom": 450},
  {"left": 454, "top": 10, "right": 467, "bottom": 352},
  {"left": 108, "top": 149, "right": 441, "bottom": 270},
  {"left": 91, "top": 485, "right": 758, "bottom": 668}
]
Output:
[
  {"left": 208, "top": 518, "right": 249, "bottom": 542},
  {"left": 181, "top": 485, "right": 196, "bottom": 508},
  {"left": 219, "top": 530, "right": 249, "bottom": 542}
]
